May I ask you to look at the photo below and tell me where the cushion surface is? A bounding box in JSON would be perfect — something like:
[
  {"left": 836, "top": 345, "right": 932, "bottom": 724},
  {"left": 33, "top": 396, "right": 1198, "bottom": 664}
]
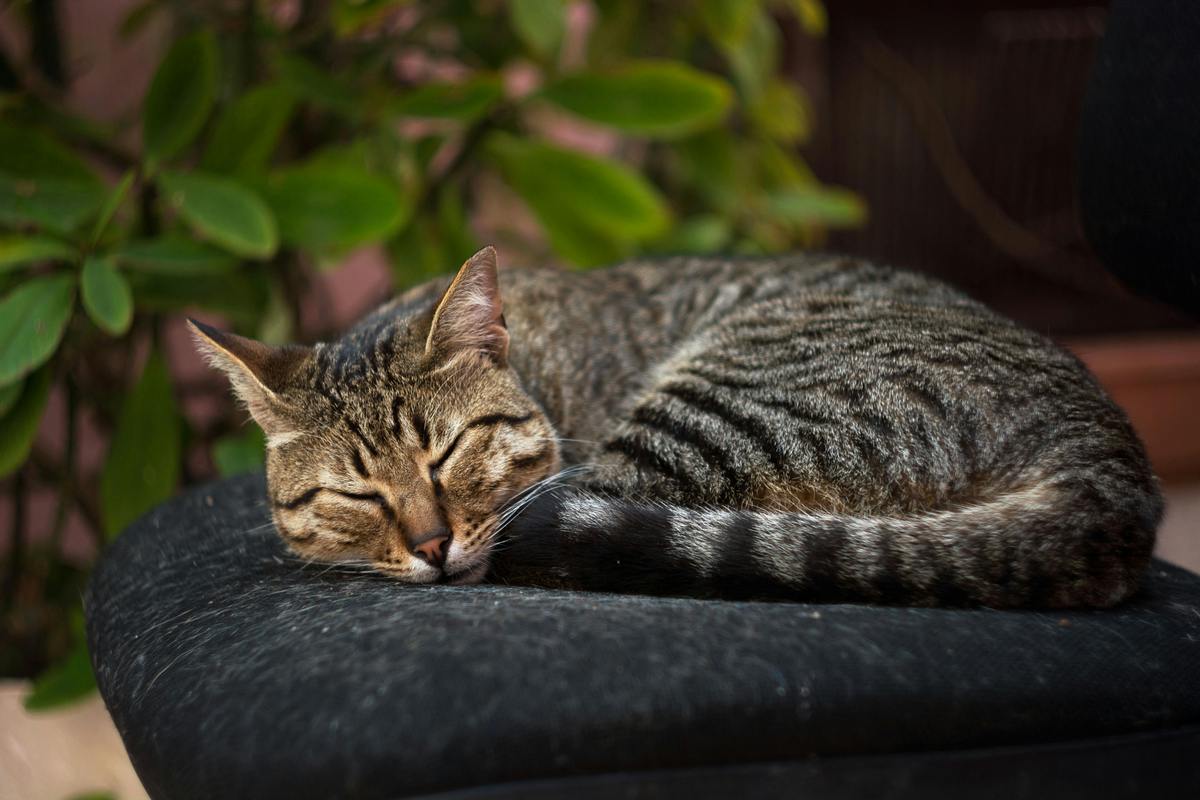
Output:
[{"left": 86, "top": 474, "right": 1200, "bottom": 799}]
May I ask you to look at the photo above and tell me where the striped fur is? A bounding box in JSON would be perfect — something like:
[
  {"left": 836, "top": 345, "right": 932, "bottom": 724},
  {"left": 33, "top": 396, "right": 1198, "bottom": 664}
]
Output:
[
  {"left": 194, "top": 249, "right": 1161, "bottom": 607},
  {"left": 493, "top": 479, "right": 1155, "bottom": 607}
]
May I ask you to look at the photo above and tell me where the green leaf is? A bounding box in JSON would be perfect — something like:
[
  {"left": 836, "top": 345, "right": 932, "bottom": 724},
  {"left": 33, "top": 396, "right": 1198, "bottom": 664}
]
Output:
[
  {"left": 90, "top": 170, "right": 135, "bottom": 244},
  {"left": 15, "top": 105, "right": 120, "bottom": 160},
  {"left": 276, "top": 54, "right": 360, "bottom": 117},
  {"left": 333, "top": 0, "right": 412, "bottom": 36},
  {"left": 119, "top": 0, "right": 163, "bottom": 39},
  {"left": 0, "top": 368, "right": 51, "bottom": 478},
  {"left": 649, "top": 215, "right": 732, "bottom": 254},
  {"left": 673, "top": 130, "right": 740, "bottom": 210},
  {"left": 510, "top": 0, "right": 566, "bottom": 58},
  {"left": 115, "top": 236, "right": 237, "bottom": 274},
  {"left": 413, "top": 135, "right": 444, "bottom": 174},
  {"left": 158, "top": 171, "right": 278, "bottom": 259},
  {"left": 542, "top": 62, "right": 732, "bottom": 138},
  {"left": 392, "top": 76, "right": 503, "bottom": 122},
  {"left": 0, "top": 122, "right": 107, "bottom": 237},
  {"left": 765, "top": 186, "right": 867, "bottom": 227},
  {"left": 717, "top": 4, "right": 778, "bottom": 103},
  {"left": 100, "top": 353, "right": 181, "bottom": 539},
  {"left": 128, "top": 269, "right": 269, "bottom": 327},
  {"left": 539, "top": 209, "right": 630, "bottom": 267},
  {"left": 0, "top": 235, "right": 75, "bottom": 273},
  {"left": 488, "top": 136, "right": 670, "bottom": 242},
  {"left": 143, "top": 30, "right": 218, "bottom": 165},
  {"left": 203, "top": 84, "right": 295, "bottom": 177},
  {"left": 302, "top": 141, "right": 377, "bottom": 173},
  {"left": 385, "top": 194, "right": 478, "bottom": 282},
  {"left": 0, "top": 378, "right": 20, "bottom": 417},
  {"left": 67, "top": 793, "right": 117, "bottom": 800},
  {"left": 262, "top": 164, "right": 407, "bottom": 252},
  {"left": 0, "top": 123, "right": 102, "bottom": 182},
  {"left": 698, "top": 0, "right": 757, "bottom": 49},
  {"left": 388, "top": 221, "right": 444, "bottom": 287},
  {"left": 748, "top": 80, "right": 810, "bottom": 143},
  {"left": 586, "top": 0, "right": 642, "bottom": 68},
  {"left": 257, "top": 279, "right": 292, "bottom": 344},
  {"left": 788, "top": 0, "right": 827, "bottom": 36},
  {"left": 81, "top": 257, "right": 133, "bottom": 336},
  {"left": 22, "top": 637, "right": 96, "bottom": 712},
  {"left": 435, "top": 187, "right": 481, "bottom": 268},
  {"left": 0, "top": 175, "right": 107, "bottom": 233},
  {"left": 754, "top": 139, "right": 817, "bottom": 190},
  {"left": 212, "top": 425, "right": 266, "bottom": 477},
  {"left": 0, "top": 275, "right": 75, "bottom": 386}
]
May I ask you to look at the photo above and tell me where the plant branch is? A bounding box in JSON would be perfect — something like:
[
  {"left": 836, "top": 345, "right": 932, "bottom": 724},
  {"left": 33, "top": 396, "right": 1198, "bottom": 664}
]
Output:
[
  {"left": 239, "top": 0, "right": 260, "bottom": 88},
  {"left": 45, "top": 380, "right": 77, "bottom": 585},
  {"left": 46, "top": 112, "right": 139, "bottom": 173},
  {"left": 28, "top": 450, "right": 105, "bottom": 546},
  {"left": 1, "top": 472, "right": 27, "bottom": 614},
  {"left": 30, "top": 0, "right": 66, "bottom": 88},
  {"left": 139, "top": 179, "right": 161, "bottom": 237},
  {"left": 416, "top": 108, "right": 508, "bottom": 215},
  {"left": 0, "top": 39, "right": 20, "bottom": 91}
]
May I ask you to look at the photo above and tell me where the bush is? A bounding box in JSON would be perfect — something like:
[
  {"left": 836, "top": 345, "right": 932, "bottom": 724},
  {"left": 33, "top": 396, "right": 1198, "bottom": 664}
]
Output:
[{"left": 0, "top": 0, "right": 860, "bottom": 708}]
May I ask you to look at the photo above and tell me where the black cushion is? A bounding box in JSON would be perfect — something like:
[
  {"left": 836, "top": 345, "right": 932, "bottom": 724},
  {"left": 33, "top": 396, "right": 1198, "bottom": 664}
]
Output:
[{"left": 86, "top": 475, "right": 1200, "bottom": 799}]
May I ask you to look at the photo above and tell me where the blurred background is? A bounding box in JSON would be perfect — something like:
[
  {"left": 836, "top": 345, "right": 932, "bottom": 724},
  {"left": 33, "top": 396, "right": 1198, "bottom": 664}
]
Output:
[{"left": 0, "top": 1, "right": 1197, "bottom": 798}]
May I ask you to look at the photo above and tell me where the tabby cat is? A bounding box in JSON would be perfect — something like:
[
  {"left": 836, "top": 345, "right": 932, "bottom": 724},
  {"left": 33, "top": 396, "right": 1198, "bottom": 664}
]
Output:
[{"left": 191, "top": 247, "right": 1161, "bottom": 607}]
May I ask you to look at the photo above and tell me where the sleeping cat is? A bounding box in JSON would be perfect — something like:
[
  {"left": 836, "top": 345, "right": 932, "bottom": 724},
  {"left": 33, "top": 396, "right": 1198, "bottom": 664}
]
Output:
[{"left": 190, "top": 247, "right": 1161, "bottom": 607}]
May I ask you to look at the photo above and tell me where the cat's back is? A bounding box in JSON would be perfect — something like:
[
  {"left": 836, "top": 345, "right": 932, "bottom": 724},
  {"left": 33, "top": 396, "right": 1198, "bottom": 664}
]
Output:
[
  {"left": 502, "top": 251, "right": 979, "bottom": 308},
  {"left": 495, "top": 253, "right": 1004, "bottom": 359},
  {"left": 374, "top": 252, "right": 987, "bottom": 341},
  {"left": 501, "top": 254, "right": 1126, "bottom": 474},
  {"left": 493, "top": 251, "right": 951, "bottom": 310}
]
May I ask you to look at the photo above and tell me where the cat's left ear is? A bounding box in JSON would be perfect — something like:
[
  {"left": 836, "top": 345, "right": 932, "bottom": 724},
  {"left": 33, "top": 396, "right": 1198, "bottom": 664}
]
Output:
[
  {"left": 426, "top": 245, "right": 509, "bottom": 366},
  {"left": 187, "top": 319, "right": 311, "bottom": 439}
]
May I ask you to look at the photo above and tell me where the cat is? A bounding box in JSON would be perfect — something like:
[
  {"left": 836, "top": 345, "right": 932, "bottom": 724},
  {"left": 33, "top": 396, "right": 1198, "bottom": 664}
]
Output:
[{"left": 190, "top": 246, "right": 1161, "bottom": 607}]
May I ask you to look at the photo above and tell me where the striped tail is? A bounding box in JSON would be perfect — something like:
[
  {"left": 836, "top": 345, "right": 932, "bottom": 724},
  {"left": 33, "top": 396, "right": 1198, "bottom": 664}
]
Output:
[{"left": 490, "top": 481, "right": 1159, "bottom": 608}]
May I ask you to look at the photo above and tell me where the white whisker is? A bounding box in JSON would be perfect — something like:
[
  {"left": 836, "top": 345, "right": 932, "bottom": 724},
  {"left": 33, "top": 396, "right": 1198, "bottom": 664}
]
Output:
[{"left": 488, "top": 463, "right": 606, "bottom": 538}]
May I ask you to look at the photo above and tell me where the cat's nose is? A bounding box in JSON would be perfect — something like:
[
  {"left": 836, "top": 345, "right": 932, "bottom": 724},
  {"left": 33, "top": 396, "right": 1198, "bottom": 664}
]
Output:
[{"left": 409, "top": 528, "right": 450, "bottom": 567}]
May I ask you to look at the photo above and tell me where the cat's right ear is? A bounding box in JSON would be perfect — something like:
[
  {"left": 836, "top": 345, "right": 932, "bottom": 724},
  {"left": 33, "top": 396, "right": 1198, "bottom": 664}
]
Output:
[
  {"left": 187, "top": 319, "right": 310, "bottom": 440},
  {"left": 425, "top": 246, "right": 509, "bottom": 366}
]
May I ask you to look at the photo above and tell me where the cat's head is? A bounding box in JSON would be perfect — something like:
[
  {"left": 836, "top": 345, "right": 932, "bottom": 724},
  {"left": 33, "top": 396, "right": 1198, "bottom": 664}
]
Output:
[{"left": 190, "top": 246, "right": 560, "bottom": 584}]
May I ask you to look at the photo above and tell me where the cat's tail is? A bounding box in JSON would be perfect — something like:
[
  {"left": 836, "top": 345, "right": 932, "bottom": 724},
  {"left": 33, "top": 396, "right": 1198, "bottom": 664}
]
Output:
[{"left": 490, "top": 479, "right": 1160, "bottom": 608}]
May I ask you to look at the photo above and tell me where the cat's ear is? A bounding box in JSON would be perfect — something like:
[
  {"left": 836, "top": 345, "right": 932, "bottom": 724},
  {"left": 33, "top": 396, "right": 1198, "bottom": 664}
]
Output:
[
  {"left": 187, "top": 319, "right": 310, "bottom": 439},
  {"left": 425, "top": 245, "right": 509, "bottom": 366}
]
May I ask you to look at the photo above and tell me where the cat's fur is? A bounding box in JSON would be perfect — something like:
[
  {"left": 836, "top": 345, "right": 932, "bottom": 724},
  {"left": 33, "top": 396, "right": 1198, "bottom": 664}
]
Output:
[{"left": 191, "top": 247, "right": 1161, "bottom": 607}]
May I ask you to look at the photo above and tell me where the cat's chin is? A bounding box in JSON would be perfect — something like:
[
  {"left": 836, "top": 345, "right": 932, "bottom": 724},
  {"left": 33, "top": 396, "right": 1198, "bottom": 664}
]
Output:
[
  {"left": 446, "top": 561, "right": 489, "bottom": 585},
  {"left": 371, "top": 563, "right": 442, "bottom": 583}
]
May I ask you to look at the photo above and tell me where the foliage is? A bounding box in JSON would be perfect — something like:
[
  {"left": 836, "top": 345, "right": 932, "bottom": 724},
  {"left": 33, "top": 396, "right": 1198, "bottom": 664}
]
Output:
[{"left": 0, "top": 0, "right": 859, "bottom": 708}]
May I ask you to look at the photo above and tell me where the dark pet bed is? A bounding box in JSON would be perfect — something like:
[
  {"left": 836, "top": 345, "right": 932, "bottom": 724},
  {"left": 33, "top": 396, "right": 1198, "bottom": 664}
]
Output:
[{"left": 85, "top": 474, "right": 1200, "bottom": 799}]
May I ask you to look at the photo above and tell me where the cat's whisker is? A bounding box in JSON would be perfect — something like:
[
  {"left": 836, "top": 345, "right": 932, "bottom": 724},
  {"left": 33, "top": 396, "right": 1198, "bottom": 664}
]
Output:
[
  {"left": 528, "top": 436, "right": 601, "bottom": 446},
  {"left": 500, "top": 462, "right": 607, "bottom": 508},
  {"left": 490, "top": 469, "right": 587, "bottom": 535},
  {"left": 500, "top": 463, "right": 590, "bottom": 505},
  {"left": 494, "top": 464, "right": 593, "bottom": 521}
]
